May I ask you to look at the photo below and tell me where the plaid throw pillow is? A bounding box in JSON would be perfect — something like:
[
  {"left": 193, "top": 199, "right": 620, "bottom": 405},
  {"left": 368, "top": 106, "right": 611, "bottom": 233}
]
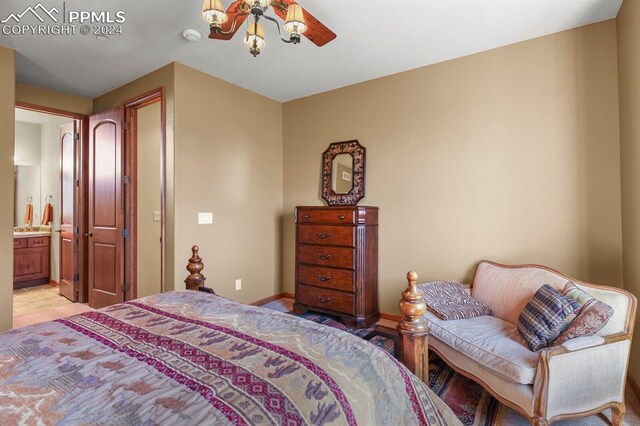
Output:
[
  {"left": 517, "top": 284, "right": 579, "bottom": 351},
  {"left": 550, "top": 282, "right": 614, "bottom": 346}
]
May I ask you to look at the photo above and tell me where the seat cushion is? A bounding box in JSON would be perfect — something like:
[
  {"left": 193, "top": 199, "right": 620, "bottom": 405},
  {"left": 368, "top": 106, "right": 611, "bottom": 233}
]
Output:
[{"left": 426, "top": 312, "right": 538, "bottom": 384}]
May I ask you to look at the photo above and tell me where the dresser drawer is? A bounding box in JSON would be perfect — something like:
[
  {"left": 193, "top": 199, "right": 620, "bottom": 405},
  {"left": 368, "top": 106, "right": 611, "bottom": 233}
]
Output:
[
  {"left": 28, "top": 237, "right": 50, "bottom": 248},
  {"left": 297, "top": 209, "right": 355, "bottom": 225},
  {"left": 297, "top": 225, "right": 355, "bottom": 247},
  {"left": 298, "top": 265, "right": 354, "bottom": 292},
  {"left": 297, "top": 245, "right": 354, "bottom": 269},
  {"left": 14, "top": 238, "right": 27, "bottom": 249},
  {"left": 297, "top": 285, "right": 354, "bottom": 315}
]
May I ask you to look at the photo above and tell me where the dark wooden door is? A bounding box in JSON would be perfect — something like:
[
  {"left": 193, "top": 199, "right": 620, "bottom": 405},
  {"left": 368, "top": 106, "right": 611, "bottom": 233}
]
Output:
[
  {"left": 88, "top": 109, "right": 125, "bottom": 308},
  {"left": 59, "top": 121, "right": 78, "bottom": 301}
]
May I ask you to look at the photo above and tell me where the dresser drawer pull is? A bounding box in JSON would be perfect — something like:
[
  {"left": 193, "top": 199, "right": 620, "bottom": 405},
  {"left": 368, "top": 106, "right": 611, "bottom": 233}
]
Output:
[
  {"left": 317, "top": 232, "right": 331, "bottom": 239},
  {"left": 304, "top": 214, "right": 310, "bottom": 219},
  {"left": 316, "top": 296, "right": 331, "bottom": 304},
  {"left": 318, "top": 253, "right": 332, "bottom": 260},
  {"left": 316, "top": 275, "right": 331, "bottom": 282},
  {"left": 338, "top": 215, "right": 345, "bottom": 220}
]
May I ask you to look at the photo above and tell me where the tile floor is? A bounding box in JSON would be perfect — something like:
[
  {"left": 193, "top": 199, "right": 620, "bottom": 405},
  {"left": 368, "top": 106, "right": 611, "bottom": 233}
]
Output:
[{"left": 12, "top": 284, "right": 93, "bottom": 328}]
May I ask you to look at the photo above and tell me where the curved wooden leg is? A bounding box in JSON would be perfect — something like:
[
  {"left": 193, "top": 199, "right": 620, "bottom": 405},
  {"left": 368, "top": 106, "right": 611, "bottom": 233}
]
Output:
[
  {"left": 612, "top": 402, "right": 625, "bottom": 426},
  {"left": 531, "top": 417, "right": 549, "bottom": 426}
]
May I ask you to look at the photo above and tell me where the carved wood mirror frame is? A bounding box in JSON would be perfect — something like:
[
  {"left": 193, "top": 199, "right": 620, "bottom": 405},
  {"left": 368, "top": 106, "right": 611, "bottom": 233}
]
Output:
[{"left": 321, "top": 140, "right": 366, "bottom": 206}]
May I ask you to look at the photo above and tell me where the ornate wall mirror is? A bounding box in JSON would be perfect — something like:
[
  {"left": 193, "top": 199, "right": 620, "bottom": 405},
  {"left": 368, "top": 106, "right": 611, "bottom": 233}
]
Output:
[{"left": 321, "top": 140, "right": 366, "bottom": 205}]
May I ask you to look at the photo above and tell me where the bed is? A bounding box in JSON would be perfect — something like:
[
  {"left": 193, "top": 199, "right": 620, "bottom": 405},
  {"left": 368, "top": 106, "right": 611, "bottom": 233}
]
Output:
[{"left": 0, "top": 248, "right": 459, "bottom": 425}]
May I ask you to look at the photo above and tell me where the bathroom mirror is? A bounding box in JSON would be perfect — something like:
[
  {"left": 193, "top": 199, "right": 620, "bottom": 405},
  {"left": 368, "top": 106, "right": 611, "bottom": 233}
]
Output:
[
  {"left": 14, "top": 165, "right": 41, "bottom": 226},
  {"left": 321, "top": 140, "right": 366, "bottom": 206}
]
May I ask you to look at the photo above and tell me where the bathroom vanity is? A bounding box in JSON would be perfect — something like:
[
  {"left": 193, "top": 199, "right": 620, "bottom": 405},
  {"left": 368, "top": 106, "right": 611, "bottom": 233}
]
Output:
[{"left": 14, "top": 230, "right": 51, "bottom": 289}]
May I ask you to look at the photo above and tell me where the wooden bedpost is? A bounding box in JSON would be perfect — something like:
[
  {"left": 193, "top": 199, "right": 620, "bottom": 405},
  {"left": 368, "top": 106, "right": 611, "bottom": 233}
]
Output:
[
  {"left": 185, "top": 245, "right": 206, "bottom": 290},
  {"left": 397, "top": 271, "right": 429, "bottom": 382}
]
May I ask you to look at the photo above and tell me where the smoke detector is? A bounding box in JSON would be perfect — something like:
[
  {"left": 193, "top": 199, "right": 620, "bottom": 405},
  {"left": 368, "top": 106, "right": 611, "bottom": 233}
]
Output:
[{"left": 182, "top": 29, "right": 202, "bottom": 42}]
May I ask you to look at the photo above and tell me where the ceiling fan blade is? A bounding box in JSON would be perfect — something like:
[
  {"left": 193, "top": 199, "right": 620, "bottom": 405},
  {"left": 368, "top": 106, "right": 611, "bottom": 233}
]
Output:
[
  {"left": 270, "top": 0, "right": 336, "bottom": 47},
  {"left": 208, "top": 0, "right": 250, "bottom": 40}
]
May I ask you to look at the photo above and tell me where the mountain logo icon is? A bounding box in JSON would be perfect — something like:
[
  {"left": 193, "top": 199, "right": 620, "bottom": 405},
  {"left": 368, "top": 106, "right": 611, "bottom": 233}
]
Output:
[{"left": 1, "top": 3, "right": 60, "bottom": 24}]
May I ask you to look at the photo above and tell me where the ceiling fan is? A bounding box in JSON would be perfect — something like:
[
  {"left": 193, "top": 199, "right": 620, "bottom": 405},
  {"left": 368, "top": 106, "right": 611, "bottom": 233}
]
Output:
[{"left": 202, "top": 0, "right": 336, "bottom": 56}]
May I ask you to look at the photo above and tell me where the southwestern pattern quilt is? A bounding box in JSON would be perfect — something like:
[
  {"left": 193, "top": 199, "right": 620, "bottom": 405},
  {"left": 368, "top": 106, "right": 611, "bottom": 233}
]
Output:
[{"left": 0, "top": 291, "right": 459, "bottom": 425}]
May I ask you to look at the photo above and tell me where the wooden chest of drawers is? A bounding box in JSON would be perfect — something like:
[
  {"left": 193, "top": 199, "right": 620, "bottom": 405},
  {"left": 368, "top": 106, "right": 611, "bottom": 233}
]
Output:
[{"left": 293, "top": 206, "right": 379, "bottom": 328}]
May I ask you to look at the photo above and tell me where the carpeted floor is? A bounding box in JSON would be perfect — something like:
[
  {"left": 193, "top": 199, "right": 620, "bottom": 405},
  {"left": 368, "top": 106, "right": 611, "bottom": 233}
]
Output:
[{"left": 283, "top": 308, "right": 640, "bottom": 426}]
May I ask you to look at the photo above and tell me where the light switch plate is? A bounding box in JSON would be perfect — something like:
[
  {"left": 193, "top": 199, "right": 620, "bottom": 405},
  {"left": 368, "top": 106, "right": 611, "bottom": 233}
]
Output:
[
  {"left": 235, "top": 279, "right": 242, "bottom": 291},
  {"left": 153, "top": 211, "right": 161, "bottom": 222},
  {"left": 198, "top": 212, "right": 213, "bottom": 224}
]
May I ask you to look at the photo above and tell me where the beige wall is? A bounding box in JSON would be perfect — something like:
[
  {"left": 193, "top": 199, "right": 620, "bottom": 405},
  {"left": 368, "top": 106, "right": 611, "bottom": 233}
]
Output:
[
  {"left": 173, "top": 63, "right": 283, "bottom": 302},
  {"left": 136, "top": 102, "right": 162, "bottom": 297},
  {"left": 16, "top": 83, "right": 92, "bottom": 116},
  {"left": 617, "top": 0, "right": 640, "bottom": 384},
  {"left": 0, "top": 46, "right": 16, "bottom": 331},
  {"left": 94, "top": 63, "right": 176, "bottom": 292},
  {"left": 283, "top": 20, "right": 623, "bottom": 314}
]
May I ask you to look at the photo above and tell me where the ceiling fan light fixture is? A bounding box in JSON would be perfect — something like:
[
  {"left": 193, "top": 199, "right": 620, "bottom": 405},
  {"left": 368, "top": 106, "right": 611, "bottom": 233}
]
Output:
[
  {"left": 244, "top": 19, "right": 266, "bottom": 57},
  {"left": 284, "top": 4, "right": 307, "bottom": 36},
  {"left": 244, "top": 0, "right": 271, "bottom": 10},
  {"left": 202, "top": 0, "right": 228, "bottom": 28}
]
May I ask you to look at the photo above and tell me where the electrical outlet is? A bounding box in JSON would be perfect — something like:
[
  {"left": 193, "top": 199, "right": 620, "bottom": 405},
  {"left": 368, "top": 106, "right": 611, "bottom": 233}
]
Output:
[
  {"left": 235, "top": 279, "right": 242, "bottom": 291},
  {"left": 198, "top": 212, "right": 213, "bottom": 224},
  {"left": 153, "top": 211, "right": 161, "bottom": 222}
]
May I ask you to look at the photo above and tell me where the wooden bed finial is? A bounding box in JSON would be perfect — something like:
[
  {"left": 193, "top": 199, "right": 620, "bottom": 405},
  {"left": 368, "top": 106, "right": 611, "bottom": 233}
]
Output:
[
  {"left": 397, "top": 271, "right": 429, "bottom": 382},
  {"left": 185, "top": 245, "right": 206, "bottom": 290}
]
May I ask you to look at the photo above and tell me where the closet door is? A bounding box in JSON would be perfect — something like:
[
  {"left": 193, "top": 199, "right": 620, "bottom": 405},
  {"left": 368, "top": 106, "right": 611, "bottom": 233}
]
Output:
[
  {"left": 59, "top": 121, "right": 78, "bottom": 301},
  {"left": 88, "top": 109, "right": 125, "bottom": 308}
]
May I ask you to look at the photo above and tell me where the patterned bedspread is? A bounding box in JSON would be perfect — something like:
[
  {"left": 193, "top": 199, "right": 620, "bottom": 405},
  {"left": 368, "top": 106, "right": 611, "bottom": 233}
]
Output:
[{"left": 0, "top": 291, "right": 460, "bottom": 425}]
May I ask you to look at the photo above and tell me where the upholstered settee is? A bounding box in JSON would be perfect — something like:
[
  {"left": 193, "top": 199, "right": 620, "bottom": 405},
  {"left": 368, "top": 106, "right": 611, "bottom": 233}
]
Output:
[{"left": 424, "top": 261, "right": 637, "bottom": 426}]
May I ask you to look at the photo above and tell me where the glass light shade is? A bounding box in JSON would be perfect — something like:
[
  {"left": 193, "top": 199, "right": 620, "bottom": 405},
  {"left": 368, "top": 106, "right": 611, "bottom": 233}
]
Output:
[
  {"left": 202, "top": 0, "right": 228, "bottom": 26},
  {"left": 244, "top": 0, "right": 271, "bottom": 8},
  {"left": 284, "top": 4, "right": 307, "bottom": 34},
  {"left": 244, "top": 21, "right": 266, "bottom": 49}
]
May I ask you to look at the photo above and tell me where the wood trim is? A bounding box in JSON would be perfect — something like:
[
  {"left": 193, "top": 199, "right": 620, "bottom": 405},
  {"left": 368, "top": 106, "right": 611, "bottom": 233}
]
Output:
[
  {"left": 15, "top": 102, "right": 86, "bottom": 120},
  {"left": 251, "top": 293, "right": 295, "bottom": 306},
  {"left": 380, "top": 312, "right": 402, "bottom": 322},
  {"left": 629, "top": 374, "right": 640, "bottom": 401},
  {"left": 123, "top": 88, "right": 164, "bottom": 300},
  {"left": 48, "top": 280, "right": 59, "bottom": 287}
]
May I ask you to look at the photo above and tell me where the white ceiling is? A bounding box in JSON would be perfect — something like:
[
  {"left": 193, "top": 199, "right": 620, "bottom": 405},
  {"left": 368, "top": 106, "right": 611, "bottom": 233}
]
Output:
[{"left": 0, "top": 0, "right": 623, "bottom": 102}]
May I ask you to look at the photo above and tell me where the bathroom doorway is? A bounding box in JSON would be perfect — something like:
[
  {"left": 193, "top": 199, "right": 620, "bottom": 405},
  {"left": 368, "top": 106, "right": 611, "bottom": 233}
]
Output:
[{"left": 13, "top": 104, "right": 91, "bottom": 326}]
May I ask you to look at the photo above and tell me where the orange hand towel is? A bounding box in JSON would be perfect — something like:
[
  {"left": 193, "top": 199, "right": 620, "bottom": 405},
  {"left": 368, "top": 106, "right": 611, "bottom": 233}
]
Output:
[
  {"left": 41, "top": 203, "right": 53, "bottom": 225},
  {"left": 23, "top": 202, "right": 33, "bottom": 225}
]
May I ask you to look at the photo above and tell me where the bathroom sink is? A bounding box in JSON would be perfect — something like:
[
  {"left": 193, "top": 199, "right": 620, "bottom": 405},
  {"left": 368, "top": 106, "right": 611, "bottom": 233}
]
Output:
[{"left": 13, "top": 226, "right": 52, "bottom": 238}]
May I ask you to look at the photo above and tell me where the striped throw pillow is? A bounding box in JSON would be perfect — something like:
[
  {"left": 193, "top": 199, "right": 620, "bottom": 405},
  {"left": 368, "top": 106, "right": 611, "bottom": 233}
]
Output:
[
  {"left": 418, "top": 281, "right": 492, "bottom": 320},
  {"left": 517, "top": 284, "right": 579, "bottom": 351}
]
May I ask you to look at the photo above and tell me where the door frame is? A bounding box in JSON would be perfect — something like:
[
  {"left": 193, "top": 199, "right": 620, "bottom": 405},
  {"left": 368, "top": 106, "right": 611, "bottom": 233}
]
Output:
[
  {"left": 14, "top": 102, "right": 89, "bottom": 303},
  {"left": 123, "top": 88, "right": 165, "bottom": 300}
]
